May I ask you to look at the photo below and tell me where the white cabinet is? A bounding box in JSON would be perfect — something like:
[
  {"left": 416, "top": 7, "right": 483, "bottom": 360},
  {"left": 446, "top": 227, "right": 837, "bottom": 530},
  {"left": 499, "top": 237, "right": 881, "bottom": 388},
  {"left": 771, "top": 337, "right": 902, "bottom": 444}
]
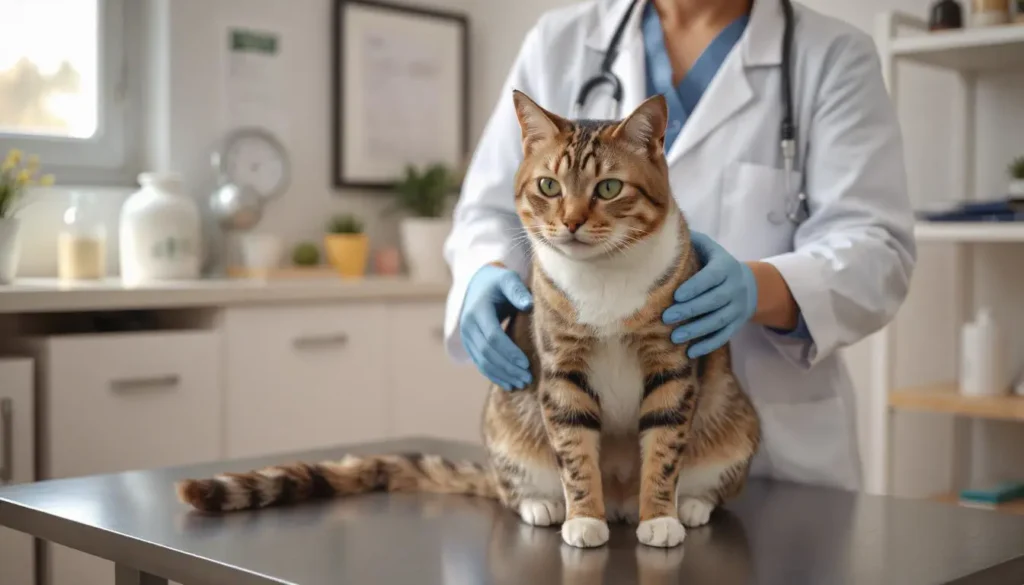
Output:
[
  {"left": 34, "top": 331, "right": 222, "bottom": 478},
  {"left": 224, "top": 304, "right": 391, "bottom": 458},
  {"left": 387, "top": 302, "right": 488, "bottom": 444},
  {"left": 30, "top": 330, "right": 221, "bottom": 585},
  {"left": 0, "top": 357, "right": 35, "bottom": 585}
]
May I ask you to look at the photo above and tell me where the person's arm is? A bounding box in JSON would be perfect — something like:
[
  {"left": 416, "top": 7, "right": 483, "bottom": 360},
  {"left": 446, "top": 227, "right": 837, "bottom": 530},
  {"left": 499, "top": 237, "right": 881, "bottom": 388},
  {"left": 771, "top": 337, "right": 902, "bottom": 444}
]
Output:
[
  {"left": 759, "top": 31, "right": 916, "bottom": 369},
  {"left": 747, "top": 261, "right": 799, "bottom": 331},
  {"left": 442, "top": 23, "right": 546, "bottom": 363}
]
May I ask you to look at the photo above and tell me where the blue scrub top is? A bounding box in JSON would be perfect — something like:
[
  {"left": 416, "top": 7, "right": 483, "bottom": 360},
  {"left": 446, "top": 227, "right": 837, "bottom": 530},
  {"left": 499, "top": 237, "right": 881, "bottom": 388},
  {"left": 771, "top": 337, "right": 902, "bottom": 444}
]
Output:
[
  {"left": 641, "top": 4, "right": 811, "bottom": 341},
  {"left": 641, "top": 2, "right": 749, "bottom": 151}
]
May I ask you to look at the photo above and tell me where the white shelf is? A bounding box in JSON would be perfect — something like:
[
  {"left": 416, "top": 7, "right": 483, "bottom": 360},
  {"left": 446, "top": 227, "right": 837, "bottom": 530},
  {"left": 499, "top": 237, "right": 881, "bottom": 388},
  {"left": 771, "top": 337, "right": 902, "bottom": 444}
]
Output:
[
  {"left": 891, "top": 22, "right": 1024, "bottom": 72},
  {"left": 914, "top": 221, "right": 1024, "bottom": 243}
]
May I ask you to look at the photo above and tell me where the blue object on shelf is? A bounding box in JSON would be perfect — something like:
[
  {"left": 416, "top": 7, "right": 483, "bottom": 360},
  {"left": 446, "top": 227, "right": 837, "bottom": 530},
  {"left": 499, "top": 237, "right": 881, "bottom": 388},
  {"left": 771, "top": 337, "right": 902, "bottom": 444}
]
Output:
[{"left": 916, "top": 197, "right": 1024, "bottom": 222}]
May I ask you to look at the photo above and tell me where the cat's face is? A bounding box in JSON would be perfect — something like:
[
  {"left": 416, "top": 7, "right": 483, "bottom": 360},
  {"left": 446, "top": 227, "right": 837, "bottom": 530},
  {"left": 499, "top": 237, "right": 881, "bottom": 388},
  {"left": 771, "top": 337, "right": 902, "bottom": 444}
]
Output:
[{"left": 511, "top": 91, "right": 673, "bottom": 261}]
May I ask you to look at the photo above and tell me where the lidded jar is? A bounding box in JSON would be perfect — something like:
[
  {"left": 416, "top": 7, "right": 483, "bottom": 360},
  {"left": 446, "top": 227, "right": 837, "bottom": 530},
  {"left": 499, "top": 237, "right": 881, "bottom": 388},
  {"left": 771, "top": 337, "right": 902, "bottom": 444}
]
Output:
[{"left": 119, "top": 172, "right": 202, "bottom": 285}]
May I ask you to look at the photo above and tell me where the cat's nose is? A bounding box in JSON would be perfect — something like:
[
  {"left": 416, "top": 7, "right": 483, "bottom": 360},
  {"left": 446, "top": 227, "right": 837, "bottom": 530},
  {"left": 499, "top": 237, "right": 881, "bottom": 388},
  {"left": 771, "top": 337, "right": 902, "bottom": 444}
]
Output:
[{"left": 565, "top": 219, "right": 584, "bottom": 234}]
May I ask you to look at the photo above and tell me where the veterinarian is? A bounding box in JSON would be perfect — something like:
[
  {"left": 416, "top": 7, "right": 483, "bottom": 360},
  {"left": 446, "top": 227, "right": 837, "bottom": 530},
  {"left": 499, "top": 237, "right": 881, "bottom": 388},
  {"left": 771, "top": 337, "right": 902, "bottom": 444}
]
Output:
[{"left": 441, "top": 0, "right": 916, "bottom": 492}]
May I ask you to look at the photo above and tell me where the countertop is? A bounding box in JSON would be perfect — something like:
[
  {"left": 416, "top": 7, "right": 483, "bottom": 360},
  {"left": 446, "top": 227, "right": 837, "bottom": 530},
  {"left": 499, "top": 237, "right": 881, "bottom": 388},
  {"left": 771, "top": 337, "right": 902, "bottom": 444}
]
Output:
[
  {"left": 2, "top": 437, "right": 1024, "bottom": 585},
  {"left": 0, "top": 276, "right": 450, "bottom": 313}
]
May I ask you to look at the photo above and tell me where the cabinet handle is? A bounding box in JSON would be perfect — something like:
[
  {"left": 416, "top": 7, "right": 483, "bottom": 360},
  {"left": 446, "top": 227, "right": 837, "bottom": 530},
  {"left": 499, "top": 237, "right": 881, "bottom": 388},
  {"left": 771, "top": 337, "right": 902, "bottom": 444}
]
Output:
[
  {"left": 293, "top": 333, "right": 349, "bottom": 350},
  {"left": 110, "top": 375, "right": 181, "bottom": 393},
  {"left": 0, "top": 398, "right": 12, "bottom": 485}
]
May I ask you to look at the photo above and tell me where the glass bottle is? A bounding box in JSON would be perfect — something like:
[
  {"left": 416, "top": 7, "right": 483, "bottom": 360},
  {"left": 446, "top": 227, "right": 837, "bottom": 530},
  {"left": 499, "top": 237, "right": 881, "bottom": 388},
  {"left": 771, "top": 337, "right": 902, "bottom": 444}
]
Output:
[
  {"left": 58, "top": 191, "right": 107, "bottom": 281},
  {"left": 929, "top": 0, "right": 964, "bottom": 30}
]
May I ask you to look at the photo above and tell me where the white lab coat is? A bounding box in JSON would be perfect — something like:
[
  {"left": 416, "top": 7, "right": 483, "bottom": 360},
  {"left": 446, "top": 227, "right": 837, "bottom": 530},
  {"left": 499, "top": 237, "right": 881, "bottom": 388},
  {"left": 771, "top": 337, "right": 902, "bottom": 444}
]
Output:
[{"left": 442, "top": 0, "right": 916, "bottom": 491}]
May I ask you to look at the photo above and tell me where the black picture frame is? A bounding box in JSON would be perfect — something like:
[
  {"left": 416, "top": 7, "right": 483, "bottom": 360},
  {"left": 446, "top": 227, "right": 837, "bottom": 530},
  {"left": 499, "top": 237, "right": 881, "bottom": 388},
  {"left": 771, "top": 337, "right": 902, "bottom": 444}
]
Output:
[{"left": 332, "top": 0, "right": 470, "bottom": 190}]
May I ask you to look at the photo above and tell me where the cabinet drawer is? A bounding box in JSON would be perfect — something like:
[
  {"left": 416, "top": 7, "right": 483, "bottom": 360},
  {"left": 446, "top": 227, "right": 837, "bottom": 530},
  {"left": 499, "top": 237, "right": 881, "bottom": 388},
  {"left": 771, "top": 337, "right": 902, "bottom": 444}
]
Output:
[
  {"left": 39, "top": 331, "right": 221, "bottom": 479},
  {"left": 0, "top": 357, "right": 35, "bottom": 585},
  {"left": 387, "top": 302, "right": 488, "bottom": 444},
  {"left": 224, "top": 304, "right": 390, "bottom": 458}
]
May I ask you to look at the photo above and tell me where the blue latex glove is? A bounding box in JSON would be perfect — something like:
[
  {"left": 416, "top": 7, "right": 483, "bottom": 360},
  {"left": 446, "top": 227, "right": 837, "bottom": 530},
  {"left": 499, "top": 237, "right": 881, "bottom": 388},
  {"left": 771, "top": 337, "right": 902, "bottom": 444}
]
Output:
[
  {"left": 459, "top": 264, "right": 534, "bottom": 390},
  {"left": 662, "top": 232, "right": 758, "bottom": 358}
]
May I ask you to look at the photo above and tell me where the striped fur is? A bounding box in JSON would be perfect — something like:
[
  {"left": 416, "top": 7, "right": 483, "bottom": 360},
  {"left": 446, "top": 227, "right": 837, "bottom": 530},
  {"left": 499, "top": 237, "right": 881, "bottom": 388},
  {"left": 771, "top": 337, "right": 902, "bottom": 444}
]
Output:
[
  {"left": 176, "top": 453, "right": 495, "bottom": 512},
  {"left": 176, "top": 92, "right": 759, "bottom": 551}
]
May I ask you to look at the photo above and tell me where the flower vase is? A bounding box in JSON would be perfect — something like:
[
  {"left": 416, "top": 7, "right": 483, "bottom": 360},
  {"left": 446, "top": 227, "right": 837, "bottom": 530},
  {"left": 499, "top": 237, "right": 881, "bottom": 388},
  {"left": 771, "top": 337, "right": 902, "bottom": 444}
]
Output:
[{"left": 0, "top": 217, "right": 21, "bottom": 284}]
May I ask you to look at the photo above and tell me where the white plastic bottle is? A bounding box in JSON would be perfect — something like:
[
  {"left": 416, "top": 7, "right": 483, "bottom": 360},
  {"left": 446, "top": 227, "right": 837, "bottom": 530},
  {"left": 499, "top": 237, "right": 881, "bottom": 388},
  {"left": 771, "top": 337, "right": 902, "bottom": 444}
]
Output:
[
  {"left": 119, "top": 172, "right": 202, "bottom": 285},
  {"left": 959, "top": 308, "right": 1007, "bottom": 396}
]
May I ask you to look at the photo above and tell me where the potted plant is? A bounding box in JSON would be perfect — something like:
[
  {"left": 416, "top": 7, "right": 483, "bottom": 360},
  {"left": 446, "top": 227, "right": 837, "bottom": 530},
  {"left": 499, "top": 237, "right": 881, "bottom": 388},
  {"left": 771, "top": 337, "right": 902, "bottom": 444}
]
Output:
[
  {"left": 0, "top": 149, "right": 54, "bottom": 284},
  {"left": 392, "top": 163, "right": 460, "bottom": 282},
  {"left": 324, "top": 213, "right": 369, "bottom": 278},
  {"left": 1008, "top": 156, "right": 1024, "bottom": 196}
]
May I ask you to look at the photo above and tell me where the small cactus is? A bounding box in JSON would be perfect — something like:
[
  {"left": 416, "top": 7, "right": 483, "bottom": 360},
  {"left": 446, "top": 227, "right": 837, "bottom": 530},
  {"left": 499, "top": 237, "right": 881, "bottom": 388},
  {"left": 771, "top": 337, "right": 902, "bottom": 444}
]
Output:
[{"left": 326, "top": 213, "right": 364, "bottom": 234}]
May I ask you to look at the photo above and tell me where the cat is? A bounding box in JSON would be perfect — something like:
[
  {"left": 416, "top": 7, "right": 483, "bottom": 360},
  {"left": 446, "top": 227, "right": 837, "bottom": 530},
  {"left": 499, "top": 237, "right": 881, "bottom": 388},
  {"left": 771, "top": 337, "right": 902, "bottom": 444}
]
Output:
[{"left": 175, "top": 90, "right": 760, "bottom": 549}]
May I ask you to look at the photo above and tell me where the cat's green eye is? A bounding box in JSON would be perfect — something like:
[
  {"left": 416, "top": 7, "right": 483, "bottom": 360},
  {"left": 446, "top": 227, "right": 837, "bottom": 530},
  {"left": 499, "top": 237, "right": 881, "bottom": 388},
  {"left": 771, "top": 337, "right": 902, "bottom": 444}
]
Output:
[
  {"left": 537, "top": 177, "right": 562, "bottom": 197},
  {"left": 595, "top": 179, "right": 623, "bottom": 200}
]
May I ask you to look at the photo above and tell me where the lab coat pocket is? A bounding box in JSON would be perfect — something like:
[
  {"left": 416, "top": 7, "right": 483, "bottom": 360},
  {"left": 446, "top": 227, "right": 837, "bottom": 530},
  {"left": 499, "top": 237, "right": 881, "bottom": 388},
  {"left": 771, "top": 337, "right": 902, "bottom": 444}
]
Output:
[{"left": 719, "top": 162, "right": 803, "bottom": 260}]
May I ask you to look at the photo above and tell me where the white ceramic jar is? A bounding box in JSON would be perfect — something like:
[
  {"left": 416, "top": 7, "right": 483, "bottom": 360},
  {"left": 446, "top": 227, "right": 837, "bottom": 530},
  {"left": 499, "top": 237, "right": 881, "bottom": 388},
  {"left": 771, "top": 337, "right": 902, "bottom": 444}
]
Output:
[{"left": 119, "top": 172, "right": 202, "bottom": 285}]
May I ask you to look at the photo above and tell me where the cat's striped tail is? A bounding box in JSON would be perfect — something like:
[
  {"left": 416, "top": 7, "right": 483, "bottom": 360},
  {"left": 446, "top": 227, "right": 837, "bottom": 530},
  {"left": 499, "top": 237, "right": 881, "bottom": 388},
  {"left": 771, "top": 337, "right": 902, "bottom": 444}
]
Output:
[{"left": 175, "top": 452, "right": 497, "bottom": 513}]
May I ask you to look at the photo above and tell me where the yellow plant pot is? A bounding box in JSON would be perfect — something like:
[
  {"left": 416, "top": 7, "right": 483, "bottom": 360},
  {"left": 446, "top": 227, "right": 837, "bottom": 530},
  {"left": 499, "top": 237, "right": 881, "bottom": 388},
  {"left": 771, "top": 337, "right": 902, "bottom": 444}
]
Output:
[{"left": 324, "top": 234, "right": 369, "bottom": 278}]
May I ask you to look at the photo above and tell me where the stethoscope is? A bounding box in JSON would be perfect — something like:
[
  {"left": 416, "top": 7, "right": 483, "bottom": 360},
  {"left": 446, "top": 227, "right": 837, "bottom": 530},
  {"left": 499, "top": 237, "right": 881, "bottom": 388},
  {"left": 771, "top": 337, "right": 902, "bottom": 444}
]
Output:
[{"left": 570, "top": 0, "right": 807, "bottom": 225}]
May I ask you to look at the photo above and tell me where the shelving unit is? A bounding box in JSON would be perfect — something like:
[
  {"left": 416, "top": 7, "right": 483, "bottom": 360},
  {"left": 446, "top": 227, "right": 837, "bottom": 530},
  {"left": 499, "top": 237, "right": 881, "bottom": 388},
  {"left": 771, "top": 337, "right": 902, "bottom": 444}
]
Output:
[
  {"left": 889, "top": 382, "right": 1024, "bottom": 422},
  {"left": 914, "top": 221, "right": 1024, "bottom": 243},
  {"left": 872, "top": 12, "right": 1024, "bottom": 509}
]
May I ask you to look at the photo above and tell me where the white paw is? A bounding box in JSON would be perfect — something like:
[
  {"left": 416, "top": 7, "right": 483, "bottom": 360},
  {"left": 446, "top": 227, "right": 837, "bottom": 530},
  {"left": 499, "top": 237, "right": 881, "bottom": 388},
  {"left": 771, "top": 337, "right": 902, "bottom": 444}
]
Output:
[
  {"left": 561, "top": 517, "right": 610, "bottom": 548},
  {"left": 636, "top": 516, "right": 686, "bottom": 548},
  {"left": 678, "top": 498, "right": 714, "bottom": 528},
  {"left": 519, "top": 499, "right": 566, "bottom": 526}
]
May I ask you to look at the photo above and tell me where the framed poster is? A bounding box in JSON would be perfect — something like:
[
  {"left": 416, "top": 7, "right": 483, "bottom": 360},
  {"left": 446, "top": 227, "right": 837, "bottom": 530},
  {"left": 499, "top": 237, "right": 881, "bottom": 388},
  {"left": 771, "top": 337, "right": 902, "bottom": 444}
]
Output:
[{"left": 332, "top": 0, "right": 469, "bottom": 189}]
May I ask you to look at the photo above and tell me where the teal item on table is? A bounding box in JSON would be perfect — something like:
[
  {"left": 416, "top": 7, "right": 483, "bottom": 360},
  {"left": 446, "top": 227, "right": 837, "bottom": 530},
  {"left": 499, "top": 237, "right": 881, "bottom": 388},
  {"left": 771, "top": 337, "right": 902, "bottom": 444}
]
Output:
[{"left": 959, "top": 481, "right": 1024, "bottom": 504}]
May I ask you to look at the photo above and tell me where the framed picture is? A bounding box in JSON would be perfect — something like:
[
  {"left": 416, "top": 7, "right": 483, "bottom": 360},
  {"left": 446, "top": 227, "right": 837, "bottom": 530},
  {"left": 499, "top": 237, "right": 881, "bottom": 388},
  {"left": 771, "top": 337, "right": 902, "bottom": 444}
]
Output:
[{"left": 332, "top": 0, "right": 469, "bottom": 189}]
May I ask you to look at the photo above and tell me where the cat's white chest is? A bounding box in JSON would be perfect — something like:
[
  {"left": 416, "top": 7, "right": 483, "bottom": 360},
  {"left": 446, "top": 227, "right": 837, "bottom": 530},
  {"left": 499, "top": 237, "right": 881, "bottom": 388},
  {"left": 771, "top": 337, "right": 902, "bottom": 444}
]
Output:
[{"left": 589, "top": 339, "right": 643, "bottom": 436}]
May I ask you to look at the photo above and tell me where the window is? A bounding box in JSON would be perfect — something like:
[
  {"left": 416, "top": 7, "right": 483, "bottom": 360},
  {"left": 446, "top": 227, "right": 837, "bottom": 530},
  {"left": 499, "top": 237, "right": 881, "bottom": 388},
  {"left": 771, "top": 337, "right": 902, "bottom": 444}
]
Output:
[{"left": 0, "top": 0, "right": 134, "bottom": 183}]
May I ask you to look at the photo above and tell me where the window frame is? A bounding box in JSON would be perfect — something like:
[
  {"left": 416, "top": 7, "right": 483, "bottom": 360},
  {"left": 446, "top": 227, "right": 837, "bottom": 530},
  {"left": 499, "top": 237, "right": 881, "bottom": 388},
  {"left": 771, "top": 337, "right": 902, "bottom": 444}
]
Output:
[{"left": 0, "top": 0, "right": 137, "bottom": 184}]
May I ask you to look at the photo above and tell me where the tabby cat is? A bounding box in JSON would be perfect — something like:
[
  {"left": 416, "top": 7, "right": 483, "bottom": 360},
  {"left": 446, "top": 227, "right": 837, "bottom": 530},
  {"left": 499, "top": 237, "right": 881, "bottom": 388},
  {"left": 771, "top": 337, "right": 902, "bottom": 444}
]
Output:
[{"left": 176, "top": 91, "right": 760, "bottom": 549}]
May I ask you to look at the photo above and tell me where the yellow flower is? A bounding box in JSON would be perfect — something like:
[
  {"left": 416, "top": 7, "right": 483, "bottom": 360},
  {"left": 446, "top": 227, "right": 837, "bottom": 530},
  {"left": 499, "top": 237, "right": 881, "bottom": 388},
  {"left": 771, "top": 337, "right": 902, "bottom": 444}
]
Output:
[
  {"left": 26, "top": 154, "right": 39, "bottom": 172},
  {"left": 4, "top": 149, "right": 22, "bottom": 168},
  {"left": 16, "top": 169, "right": 32, "bottom": 186},
  {"left": 39, "top": 174, "right": 55, "bottom": 186}
]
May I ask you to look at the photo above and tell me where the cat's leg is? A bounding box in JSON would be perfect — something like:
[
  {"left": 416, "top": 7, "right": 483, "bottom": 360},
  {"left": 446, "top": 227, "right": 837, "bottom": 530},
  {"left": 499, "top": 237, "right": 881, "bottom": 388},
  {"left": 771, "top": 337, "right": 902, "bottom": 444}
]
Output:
[
  {"left": 674, "top": 457, "right": 750, "bottom": 528},
  {"left": 484, "top": 400, "right": 567, "bottom": 527},
  {"left": 537, "top": 371, "right": 608, "bottom": 548},
  {"left": 674, "top": 350, "right": 759, "bottom": 528},
  {"left": 491, "top": 449, "right": 566, "bottom": 527},
  {"left": 633, "top": 343, "right": 701, "bottom": 548}
]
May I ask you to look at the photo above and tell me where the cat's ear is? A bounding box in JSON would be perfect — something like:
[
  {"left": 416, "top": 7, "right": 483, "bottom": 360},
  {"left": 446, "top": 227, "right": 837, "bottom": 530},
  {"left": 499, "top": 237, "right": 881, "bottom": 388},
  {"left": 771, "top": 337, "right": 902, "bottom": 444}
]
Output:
[
  {"left": 613, "top": 95, "right": 668, "bottom": 156},
  {"left": 512, "top": 89, "right": 569, "bottom": 155}
]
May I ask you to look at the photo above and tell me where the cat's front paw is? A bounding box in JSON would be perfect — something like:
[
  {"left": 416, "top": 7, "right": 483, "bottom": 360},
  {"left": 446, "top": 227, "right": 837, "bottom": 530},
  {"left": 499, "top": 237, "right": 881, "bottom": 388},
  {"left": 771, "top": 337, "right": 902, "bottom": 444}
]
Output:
[
  {"left": 636, "top": 516, "right": 686, "bottom": 548},
  {"left": 518, "top": 499, "right": 566, "bottom": 526},
  {"left": 561, "top": 517, "right": 610, "bottom": 548},
  {"left": 678, "top": 498, "right": 714, "bottom": 528}
]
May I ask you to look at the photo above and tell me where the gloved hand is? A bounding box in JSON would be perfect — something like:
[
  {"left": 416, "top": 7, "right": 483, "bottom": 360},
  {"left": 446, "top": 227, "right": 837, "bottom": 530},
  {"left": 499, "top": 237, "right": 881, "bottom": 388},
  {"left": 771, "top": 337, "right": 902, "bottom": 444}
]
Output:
[
  {"left": 662, "top": 232, "right": 758, "bottom": 358},
  {"left": 459, "top": 264, "right": 534, "bottom": 390}
]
